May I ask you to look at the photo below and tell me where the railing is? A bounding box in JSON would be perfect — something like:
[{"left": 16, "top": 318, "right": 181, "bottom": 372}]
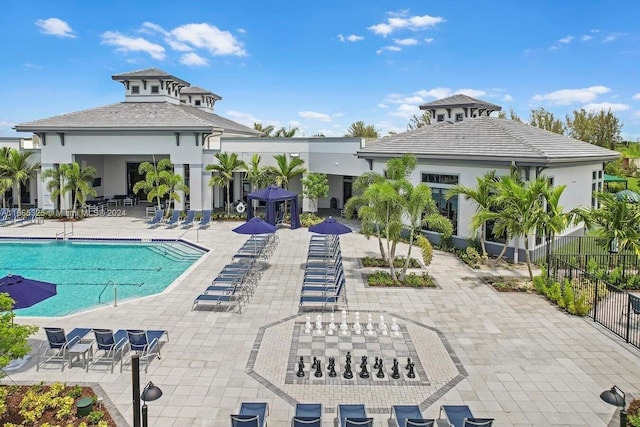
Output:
[
  {"left": 98, "top": 280, "right": 118, "bottom": 307},
  {"left": 55, "top": 222, "right": 73, "bottom": 240},
  {"left": 548, "top": 255, "right": 640, "bottom": 350}
]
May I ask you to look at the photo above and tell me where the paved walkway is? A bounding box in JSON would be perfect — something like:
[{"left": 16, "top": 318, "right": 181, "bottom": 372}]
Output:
[{"left": 1, "top": 216, "right": 639, "bottom": 426}]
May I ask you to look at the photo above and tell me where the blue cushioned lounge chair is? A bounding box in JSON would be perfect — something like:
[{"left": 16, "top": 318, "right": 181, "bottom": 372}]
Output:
[
  {"left": 181, "top": 210, "right": 196, "bottom": 228},
  {"left": 93, "top": 329, "right": 128, "bottom": 373},
  {"left": 147, "top": 209, "right": 164, "bottom": 228},
  {"left": 198, "top": 209, "right": 212, "bottom": 228},
  {"left": 391, "top": 405, "right": 434, "bottom": 427},
  {"left": 230, "top": 402, "right": 269, "bottom": 427},
  {"left": 122, "top": 329, "right": 168, "bottom": 372},
  {"left": 15, "top": 208, "right": 37, "bottom": 226},
  {"left": 338, "top": 404, "right": 372, "bottom": 427},
  {"left": 293, "top": 403, "right": 322, "bottom": 427},
  {"left": 37, "top": 327, "right": 91, "bottom": 372},
  {"left": 0, "top": 208, "right": 18, "bottom": 226},
  {"left": 439, "top": 405, "right": 493, "bottom": 427},
  {"left": 165, "top": 210, "right": 181, "bottom": 228}
]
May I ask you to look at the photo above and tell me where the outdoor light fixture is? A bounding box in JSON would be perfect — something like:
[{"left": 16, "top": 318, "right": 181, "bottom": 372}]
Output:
[
  {"left": 141, "top": 381, "right": 163, "bottom": 427},
  {"left": 289, "top": 153, "right": 300, "bottom": 158},
  {"left": 600, "top": 385, "right": 627, "bottom": 427}
]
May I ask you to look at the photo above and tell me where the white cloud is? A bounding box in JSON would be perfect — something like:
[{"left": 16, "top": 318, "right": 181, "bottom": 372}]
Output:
[
  {"left": 237, "top": 28, "right": 246, "bottom": 34},
  {"left": 368, "top": 11, "right": 445, "bottom": 37},
  {"left": 424, "top": 38, "right": 434, "bottom": 44},
  {"left": 548, "top": 45, "right": 559, "bottom": 51},
  {"left": 376, "top": 46, "right": 402, "bottom": 54},
  {"left": 582, "top": 102, "right": 630, "bottom": 112},
  {"left": 416, "top": 87, "right": 452, "bottom": 99},
  {"left": 22, "top": 63, "right": 43, "bottom": 69},
  {"left": 101, "top": 31, "right": 166, "bottom": 59},
  {"left": 35, "top": 18, "right": 75, "bottom": 38},
  {"left": 338, "top": 34, "right": 364, "bottom": 42},
  {"left": 140, "top": 22, "right": 167, "bottom": 36},
  {"left": 456, "top": 88, "right": 486, "bottom": 98},
  {"left": 390, "top": 103, "right": 421, "bottom": 119},
  {"left": 633, "top": 93, "right": 640, "bottom": 100},
  {"left": 298, "top": 111, "right": 332, "bottom": 122},
  {"left": 180, "top": 52, "right": 208, "bottom": 66},
  {"left": 582, "top": 35, "right": 593, "bottom": 41},
  {"left": 503, "top": 94, "right": 513, "bottom": 102},
  {"left": 531, "top": 86, "right": 610, "bottom": 105},
  {"left": 394, "top": 38, "right": 418, "bottom": 46},
  {"left": 634, "top": 111, "right": 640, "bottom": 118},
  {"left": 558, "top": 35, "right": 573, "bottom": 44},
  {"left": 170, "top": 23, "right": 246, "bottom": 56},
  {"left": 604, "top": 32, "right": 623, "bottom": 42},
  {"left": 225, "top": 110, "right": 259, "bottom": 126},
  {"left": 378, "top": 103, "right": 388, "bottom": 109}
]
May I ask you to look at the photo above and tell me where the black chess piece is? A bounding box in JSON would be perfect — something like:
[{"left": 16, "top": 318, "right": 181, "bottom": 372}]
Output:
[
  {"left": 346, "top": 351, "right": 351, "bottom": 365},
  {"left": 326, "top": 357, "right": 333, "bottom": 370},
  {"left": 405, "top": 357, "right": 412, "bottom": 370},
  {"left": 328, "top": 358, "right": 337, "bottom": 377},
  {"left": 359, "top": 361, "right": 370, "bottom": 379},
  {"left": 312, "top": 356, "right": 318, "bottom": 370},
  {"left": 376, "top": 359, "right": 385, "bottom": 378},
  {"left": 314, "top": 358, "right": 323, "bottom": 378},
  {"left": 407, "top": 361, "right": 416, "bottom": 379},
  {"left": 343, "top": 361, "right": 353, "bottom": 379},
  {"left": 296, "top": 358, "right": 305, "bottom": 377},
  {"left": 373, "top": 357, "right": 380, "bottom": 369},
  {"left": 360, "top": 355, "right": 368, "bottom": 370},
  {"left": 391, "top": 358, "right": 400, "bottom": 379}
]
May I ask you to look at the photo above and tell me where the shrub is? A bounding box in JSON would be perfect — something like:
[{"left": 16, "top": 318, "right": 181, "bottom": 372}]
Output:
[
  {"left": 533, "top": 275, "right": 547, "bottom": 294},
  {"left": 87, "top": 410, "right": 104, "bottom": 425},
  {"left": 562, "top": 280, "right": 576, "bottom": 313},
  {"left": 547, "top": 282, "right": 562, "bottom": 304},
  {"left": 300, "top": 212, "right": 323, "bottom": 227},
  {"left": 361, "top": 256, "right": 420, "bottom": 268},
  {"left": 573, "top": 291, "right": 592, "bottom": 316},
  {"left": 366, "top": 270, "right": 434, "bottom": 287},
  {"left": 416, "top": 235, "right": 433, "bottom": 267},
  {"left": 69, "top": 384, "right": 83, "bottom": 399},
  {"left": 459, "top": 246, "right": 482, "bottom": 268},
  {"left": 0, "top": 386, "right": 7, "bottom": 418}
]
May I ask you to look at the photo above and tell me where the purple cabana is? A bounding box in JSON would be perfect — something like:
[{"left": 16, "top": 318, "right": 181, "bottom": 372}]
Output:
[{"left": 246, "top": 185, "right": 301, "bottom": 229}]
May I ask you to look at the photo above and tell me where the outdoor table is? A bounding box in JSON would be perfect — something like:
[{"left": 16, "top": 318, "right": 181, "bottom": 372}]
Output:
[{"left": 68, "top": 343, "right": 93, "bottom": 372}]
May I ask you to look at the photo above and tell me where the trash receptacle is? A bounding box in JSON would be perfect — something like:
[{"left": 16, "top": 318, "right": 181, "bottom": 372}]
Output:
[
  {"left": 330, "top": 197, "right": 338, "bottom": 209},
  {"left": 76, "top": 397, "right": 94, "bottom": 417}
]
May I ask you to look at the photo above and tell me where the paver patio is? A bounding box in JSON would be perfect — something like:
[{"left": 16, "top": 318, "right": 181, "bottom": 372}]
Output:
[{"left": 1, "top": 215, "right": 639, "bottom": 426}]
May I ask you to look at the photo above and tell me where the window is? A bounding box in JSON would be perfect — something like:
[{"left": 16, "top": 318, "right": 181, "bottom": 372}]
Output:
[
  {"left": 195, "top": 100, "right": 201, "bottom": 106},
  {"left": 592, "top": 169, "right": 603, "bottom": 208},
  {"left": 131, "top": 86, "right": 140, "bottom": 94},
  {"left": 151, "top": 85, "right": 159, "bottom": 94},
  {"left": 437, "top": 114, "right": 445, "bottom": 122},
  {"left": 455, "top": 113, "right": 464, "bottom": 122},
  {"left": 422, "top": 173, "right": 459, "bottom": 185},
  {"left": 421, "top": 173, "right": 459, "bottom": 235}
]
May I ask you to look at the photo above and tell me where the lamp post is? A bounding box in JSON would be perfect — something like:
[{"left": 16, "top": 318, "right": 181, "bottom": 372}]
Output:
[
  {"left": 600, "top": 385, "right": 627, "bottom": 427},
  {"left": 141, "top": 381, "right": 163, "bottom": 427},
  {"left": 132, "top": 355, "right": 141, "bottom": 427}
]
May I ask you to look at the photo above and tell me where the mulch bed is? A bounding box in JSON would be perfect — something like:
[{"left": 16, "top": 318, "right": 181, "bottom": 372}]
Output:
[
  {"left": 0, "top": 384, "right": 117, "bottom": 426},
  {"left": 483, "top": 276, "right": 533, "bottom": 292}
]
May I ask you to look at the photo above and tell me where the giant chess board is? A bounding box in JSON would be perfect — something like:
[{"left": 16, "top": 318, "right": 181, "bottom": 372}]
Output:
[{"left": 247, "top": 311, "right": 467, "bottom": 413}]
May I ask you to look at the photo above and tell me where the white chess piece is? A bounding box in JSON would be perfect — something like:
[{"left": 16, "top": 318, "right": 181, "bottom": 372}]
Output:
[
  {"left": 315, "top": 314, "right": 324, "bottom": 335},
  {"left": 329, "top": 312, "right": 336, "bottom": 331},
  {"left": 379, "top": 315, "right": 388, "bottom": 336},
  {"left": 391, "top": 317, "right": 400, "bottom": 337},
  {"left": 305, "top": 315, "right": 312, "bottom": 334},
  {"left": 352, "top": 312, "right": 361, "bottom": 332},
  {"left": 340, "top": 310, "right": 349, "bottom": 336},
  {"left": 366, "top": 313, "right": 374, "bottom": 336}
]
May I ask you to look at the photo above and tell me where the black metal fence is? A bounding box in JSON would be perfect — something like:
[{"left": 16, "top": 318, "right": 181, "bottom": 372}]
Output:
[{"left": 548, "top": 255, "right": 640, "bottom": 349}]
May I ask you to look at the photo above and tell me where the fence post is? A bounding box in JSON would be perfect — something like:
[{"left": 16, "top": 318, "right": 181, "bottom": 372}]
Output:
[
  {"left": 593, "top": 278, "right": 598, "bottom": 323},
  {"left": 626, "top": 295, "right": 631, "bottom": 343}
]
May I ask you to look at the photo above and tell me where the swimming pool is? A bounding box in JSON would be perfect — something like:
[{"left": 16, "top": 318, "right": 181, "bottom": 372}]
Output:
[{"left": 0, "top": 239, "right": 206, "bottom": 317}]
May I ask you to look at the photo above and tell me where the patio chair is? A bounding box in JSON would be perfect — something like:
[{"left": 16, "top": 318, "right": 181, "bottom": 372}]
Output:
[
  {"left": 0, "top": 208, "right": 18, "bottom": 226},
  {"left": 181, "top": 210, "right": 196, "bottom": 228},
  {"left": 192, "top": 287, "right": 248, "bottom": 313},
  {"left": 230, "top": 402, "right": 269, "bottom": 427},
  {"left": 391, "top": 405, "right": 434, "bottom": 427},
  {"left": 300, "top": 278, "right": 347, "bottom": 312},
  {"left": 165, "top": 210, "right": 182, "bottom": 228},
  {"left": 92, "top": 328, "right": 128, "bottom": 373},
  {"left": 15, "top": 208, "right": 37, "bottom": 226},
  {"left": 122, "top": 329, "right": 169, "bottom": 373},
  {"left": 338, "top": 404, "right": 372, "bottom": 427},
  {"left": 439, "top": 405, "right": 494, "bottom": 427},
  {"left": 198, "top": 210, "right": 212, "bottom": 228},
  {"left": 293, "top": 403, "right": 322, "bottom": 427},
  {"left": 147, "top": 209, "right": 164, "bottom": 228},
  {"left": 37, "top": 327, "right": 91, "bottom": 372}
]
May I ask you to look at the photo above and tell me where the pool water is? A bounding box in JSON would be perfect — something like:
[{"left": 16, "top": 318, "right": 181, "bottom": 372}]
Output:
[{"left": 0, "top": 240, "right": 205, "bottom": 317}]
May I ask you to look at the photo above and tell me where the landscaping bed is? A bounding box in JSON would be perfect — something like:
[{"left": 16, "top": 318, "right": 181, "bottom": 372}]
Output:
[
  {"left": 361, "top": 256, "right": 421, "bottom": 268},
  {"left": 483, "top": 276, "right": 533, "bottom": 292},
  {"left": 0, "top": 383, "right": 116, "bottom": 427},
  {"left": 366, "top": 270, "right": 435, "bottom": 288}
]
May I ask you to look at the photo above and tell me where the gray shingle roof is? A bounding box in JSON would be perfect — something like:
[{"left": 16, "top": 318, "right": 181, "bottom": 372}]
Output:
[
  {"left": 111, "top": 68, "right": 190, "bottom": 86},
  {"left": 419, "top": 94, "right": 502, "bottom": 110},
  {"left": 14, "top": 102, "right": 261, "bottom": 135},
  {"left": 358, "top": 117, "right": 619, "bottom": 164},
  {"left": 181, "top": 86, "right": 222, "bottom": 100}
]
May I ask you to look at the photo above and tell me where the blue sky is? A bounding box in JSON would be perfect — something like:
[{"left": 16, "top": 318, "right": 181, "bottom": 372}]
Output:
[{"left": 2, "top": 0, "right": 640, "bottom": 140}]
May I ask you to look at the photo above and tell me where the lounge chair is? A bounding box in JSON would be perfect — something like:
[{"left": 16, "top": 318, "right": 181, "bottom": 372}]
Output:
[
  {"left": 147, "top": 209, "right": 164, "bottom": 228},
  {"left": 0, "top": 208, "right": 18, "bottom": 226},
  {"left": 391, "top": 405, "right": 434, "bottom": 427},
  {"left": 439, "top": 405, "right": 494, "bottom": 427},
  {"left": 230, "top": 402, "right": 269, "bottom": 427},
  {"left": 92, "top": 329, "right": 128, "bottom": 373},
  {"left": 165, "top": 210, "right": 181, "bottom": 228},
  {"left": 300, "top": 278, "right": 347, "bottom": 311},
  {"left": 181, "top": 210, "right": 196, "bottom": 228},
  {"left": 198, "top": 209, "right": 212, "bottom": 228},
  {"left": 37, "top": 327, "right": 92, "bottom": 371},
  {"left": 122, "top": 329, "right": 168, "bottom": 373},
  {"left": 15, "top": 208, "right": 37, "bottom": 226},
  {"left": 192, "top": 290, "right": 247, "bottom": 313},
  {"left": 338, "top": 404, "right": 372, "bottom": 427},
  {"left": 293, "top": 403, "right": 322, "bottom": 427}
]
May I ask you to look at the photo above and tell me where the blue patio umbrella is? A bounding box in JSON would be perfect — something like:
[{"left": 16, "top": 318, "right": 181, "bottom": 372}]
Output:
[
  {"left": 614, "top": 189, "right": 640, "bottom": 203},
  {"left": 308, "top": 216, "right": 352, "bottom": 235},
  {"left": 232, "top": 217, "right": 277, "bottom": 235},
  {"left": 0, "top": 274, "right": 57, "bottom": 309}
]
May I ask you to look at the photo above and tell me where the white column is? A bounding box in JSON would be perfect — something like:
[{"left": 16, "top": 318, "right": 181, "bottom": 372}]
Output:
[
  {"left": 301, "top": 173, "right": 312, "bottom": 212},
  {"left": 40, "top": 165, "right": 55, "bottom": 211},
  {"left": 173, "top": 163, "right": 184, "bottom": 211},
  {"left": 189, "top": 163, "right": 203, "bottom": 210}
]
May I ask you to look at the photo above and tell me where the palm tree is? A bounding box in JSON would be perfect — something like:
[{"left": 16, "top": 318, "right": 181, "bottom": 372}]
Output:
[
  {"left": 253, "top": 123, "right": 275, "bottom": 137},
  {"left": 245, "top": 154, "right": 267, "bottom": 193},
  {"left": 265, "top": 154, "right": 306, "bottom": 190},
  {"left": 274, "top": 126, "right": 299, "bottom": 138},
  {"left": 206, "top": 152, "right": 247, "bottom": 214},
  {"left": 133, "top": 157, "right": 173, "bottom": 211},
  {"left": 162, "top": 171, "right": 190, "bottom": 209},
  {"left": 588, "top": 192, "right": 640, "bottom": 255},
  {"left": 41, "top": 166, "right": 65, "bottom": 212},
  {"left": 446, "top": 171, "right": 497, "bottom": 258},
  {"left": 61, "top": 162, "right": 97, "bottom": 215},
  {"left": 1, "top": 149, "right": 40, "bottom": 210}
]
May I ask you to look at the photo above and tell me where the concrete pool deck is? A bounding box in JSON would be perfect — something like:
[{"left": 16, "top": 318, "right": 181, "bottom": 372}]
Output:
[{"left": 1, "top": 215, "right": 639, "bottom": 426}]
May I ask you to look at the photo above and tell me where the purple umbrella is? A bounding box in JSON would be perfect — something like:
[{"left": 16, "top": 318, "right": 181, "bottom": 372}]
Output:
[
  {"left": 232, "top": 217, "right": 277, "bottom": 235},
  {"left": 308, "top": 216, "right": 352, "bottom": 235},
  {"left": 0, "top": 274, "right": 57, "bottom": 309}
]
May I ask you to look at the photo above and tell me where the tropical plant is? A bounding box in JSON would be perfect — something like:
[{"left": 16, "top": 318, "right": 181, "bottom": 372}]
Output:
[
  {"left": 60, "top": 162, "right": 97, "bottom": 215},
  {"left": 245, "top": 153, "right": 267, "bottom": 193},
  {"left": 529, "top": 107, "right": 565, "bottom": 134},
  {"left": 345, "top": 121, "right": 379, "bottom": 138},
  {"left": 0, "top": 294, "right": 38, "bottom": 375},
  {"left": 274, "top": 126, "right": 299, "bottom": 138},
  {"left": 407, "top": 111, "right": 431, "bottom": 130},
  {"left": 40, "top": 166, "right": 65, "bottom": 212},
  {"left": 566, "top": 108, "right": 623, "bottom": 149},
  {"left": 162, "top": 171, "right": 189, "bottom": 210},
  {"left": 132, "top": 157, "right": 173, "bottom": 210},
  {"left": 206, "top": 152, "right": 247, "bottom": 215},
  {"left": 0, "top": 149, "right": 40, "bottom": 210},
  {"left": 301, "top": 173, "right": 329, "bottom": 212},
  {"left": 588, "top": 191, "right": 640, "bottom": 255},
  {"left": 264, "top": 154, "right": 306, "bottom": 190},
  {"left": 253, "top": 123, "right": 275, "bottom": 137}
]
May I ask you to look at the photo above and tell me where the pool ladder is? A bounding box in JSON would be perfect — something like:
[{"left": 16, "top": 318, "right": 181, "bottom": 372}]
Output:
[
  {"left": 98, "top": 280, "right": 118, "bottom": 307},
  {"left": 55, "top": 222, "right": 73, "bottom": 240}
]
